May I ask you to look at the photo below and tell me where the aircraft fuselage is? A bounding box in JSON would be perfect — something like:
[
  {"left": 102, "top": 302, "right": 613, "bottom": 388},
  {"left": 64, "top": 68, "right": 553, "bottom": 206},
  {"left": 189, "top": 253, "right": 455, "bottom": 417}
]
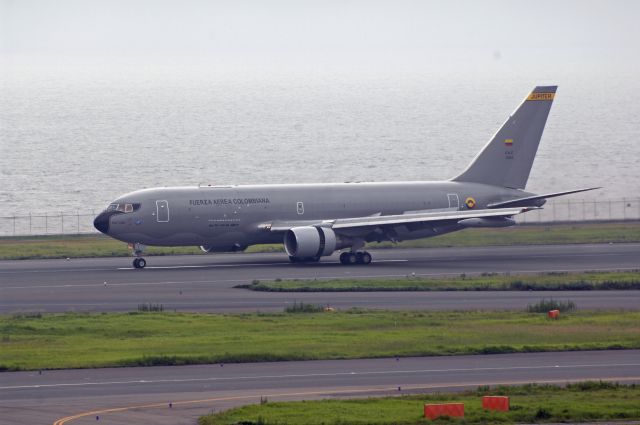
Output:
[{"left": 96, "top": 181, "right": 534, "bottom": 251}]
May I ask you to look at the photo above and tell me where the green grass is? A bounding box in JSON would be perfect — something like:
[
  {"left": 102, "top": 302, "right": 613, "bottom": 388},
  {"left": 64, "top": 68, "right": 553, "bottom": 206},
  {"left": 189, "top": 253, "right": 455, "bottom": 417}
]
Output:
[
  {"left": 200, "top": 382, "right": 640, "bottom": 425},
  {"left": 1, "top": 221, "right": 639, "bottom": 260},
  {"left": 244, "top": 271, "right": 640, "bottom": 292},
  {"left": 526, "top": 298, "right": 577, "bottom": 313},
  {"left": 2, "top": 310, "right": 640, "bottom": 371}
]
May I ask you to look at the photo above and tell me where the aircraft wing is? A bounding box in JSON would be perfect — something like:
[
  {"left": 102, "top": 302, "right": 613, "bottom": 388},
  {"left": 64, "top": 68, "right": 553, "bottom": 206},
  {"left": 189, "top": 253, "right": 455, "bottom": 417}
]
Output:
[
  {"left": 487, "top": 187, "right": 600, "bottom": 209},
  {"left": 262, "top": 207, "right": 534, "bottom": 232}
]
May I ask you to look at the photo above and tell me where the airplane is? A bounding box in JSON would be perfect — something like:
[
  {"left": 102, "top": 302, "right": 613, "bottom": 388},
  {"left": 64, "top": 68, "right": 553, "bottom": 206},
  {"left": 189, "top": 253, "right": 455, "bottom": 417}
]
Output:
[{"left": 94, "top": 85, "right": 597, "bottom": 268}]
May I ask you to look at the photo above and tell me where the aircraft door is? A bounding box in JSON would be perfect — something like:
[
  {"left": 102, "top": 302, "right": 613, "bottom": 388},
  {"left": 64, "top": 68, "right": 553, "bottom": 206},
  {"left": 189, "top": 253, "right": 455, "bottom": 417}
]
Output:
[
  {"left": 447, "top": 194, "right": 460, "bottom": 210},
  {"left": 156, "top": 200, "right": 170, "bottom": 222}
]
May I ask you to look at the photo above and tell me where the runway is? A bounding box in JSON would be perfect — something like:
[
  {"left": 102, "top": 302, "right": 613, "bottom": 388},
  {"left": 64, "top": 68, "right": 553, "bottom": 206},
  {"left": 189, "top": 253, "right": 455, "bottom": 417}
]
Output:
[
  {"left": 1, "top": 243, "right": 639, "bottom": 313},
  {"left": 1, "top": 350, "right": 639, "bottom": 425},
  {"left": 1, "top": 244, "right": 639, "bottom": 424}
]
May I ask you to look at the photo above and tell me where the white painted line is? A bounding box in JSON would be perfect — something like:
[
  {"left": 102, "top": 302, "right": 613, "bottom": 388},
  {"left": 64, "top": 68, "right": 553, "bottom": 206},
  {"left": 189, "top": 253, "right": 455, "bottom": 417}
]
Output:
[
  {"left": 3, "top": 267, "right": 640, "bottom": 291},
  {"left": 373, "top": 259, "right": 409, "bottom": 263},
  {"left": 123, "top": 262, "right": 294, "bottom": 270},
  {"left": 2, "top": 362, "right": 638, "bottom": 391}
]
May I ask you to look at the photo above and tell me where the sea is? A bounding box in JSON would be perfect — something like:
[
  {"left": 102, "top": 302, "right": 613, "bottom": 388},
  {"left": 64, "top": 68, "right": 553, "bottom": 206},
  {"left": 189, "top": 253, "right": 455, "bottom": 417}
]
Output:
[{"left": 1, "top": 59, "right": 639, "bottom": 218}]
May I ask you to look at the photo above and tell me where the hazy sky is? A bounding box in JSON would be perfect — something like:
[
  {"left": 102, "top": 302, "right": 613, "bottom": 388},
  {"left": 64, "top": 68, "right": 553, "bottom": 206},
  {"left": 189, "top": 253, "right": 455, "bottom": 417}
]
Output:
[{"left": 2, "top": 0, "right": 639, "bottom": 72}]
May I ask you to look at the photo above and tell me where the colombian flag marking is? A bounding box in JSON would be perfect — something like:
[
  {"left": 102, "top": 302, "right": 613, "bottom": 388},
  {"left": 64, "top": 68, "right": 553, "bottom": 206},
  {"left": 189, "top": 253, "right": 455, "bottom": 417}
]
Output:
[{"left": 465, "top": 197, "right": 477, "bottom": 209}]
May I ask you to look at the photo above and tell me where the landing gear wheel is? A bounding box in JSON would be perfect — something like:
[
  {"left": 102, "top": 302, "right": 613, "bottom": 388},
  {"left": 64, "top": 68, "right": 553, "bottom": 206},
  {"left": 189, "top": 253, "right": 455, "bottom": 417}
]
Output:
[
  {"left": 133, "top": 258, "right": 147, "bottom": 269},
  {"left": 355, "top": 252, "right": 372, "bottom": 264},
  {"left": 339, "top": 252, "right": 349, "bottom": 264},
  {"left": 341, "top": 251, "right": 372, "bottom": 265},
  {"left": 360, "top": 251, "right": 372, "bottom": 265},
  {"left": 340, "top": 252, "right": 357, "bottom": 265}
]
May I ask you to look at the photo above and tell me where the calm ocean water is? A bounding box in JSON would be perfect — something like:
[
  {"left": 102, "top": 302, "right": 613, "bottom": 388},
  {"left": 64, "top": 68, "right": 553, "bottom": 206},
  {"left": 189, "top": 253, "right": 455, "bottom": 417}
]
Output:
[{"left": 1, "top": 62, "right": 639, "bottom": 216}]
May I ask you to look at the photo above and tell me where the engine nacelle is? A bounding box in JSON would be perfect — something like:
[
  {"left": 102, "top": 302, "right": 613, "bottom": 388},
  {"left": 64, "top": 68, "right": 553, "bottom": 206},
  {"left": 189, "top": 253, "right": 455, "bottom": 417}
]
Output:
[{"left": 284, "top": 226, "right": 337, "bottom": 259}]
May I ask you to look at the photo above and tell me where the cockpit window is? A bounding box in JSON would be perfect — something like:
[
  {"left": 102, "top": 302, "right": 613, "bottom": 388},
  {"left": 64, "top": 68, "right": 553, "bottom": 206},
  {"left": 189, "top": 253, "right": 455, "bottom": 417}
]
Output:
[{"left": 106, "top": 203, "right": 141, "bottom": 213}]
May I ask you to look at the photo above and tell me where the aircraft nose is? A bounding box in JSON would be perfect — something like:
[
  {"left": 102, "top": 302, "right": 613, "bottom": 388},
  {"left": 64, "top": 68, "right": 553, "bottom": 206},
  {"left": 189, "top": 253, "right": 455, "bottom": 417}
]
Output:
[{"left": 93, "top": 211, "right": 110, "bottom": 234}]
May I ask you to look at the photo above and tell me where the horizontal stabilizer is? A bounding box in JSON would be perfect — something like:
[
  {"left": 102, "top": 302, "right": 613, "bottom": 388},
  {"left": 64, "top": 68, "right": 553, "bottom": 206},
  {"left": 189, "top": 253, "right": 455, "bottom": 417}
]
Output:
[{"left": 487, "top": 187, "right": 600, "bottom": 209}]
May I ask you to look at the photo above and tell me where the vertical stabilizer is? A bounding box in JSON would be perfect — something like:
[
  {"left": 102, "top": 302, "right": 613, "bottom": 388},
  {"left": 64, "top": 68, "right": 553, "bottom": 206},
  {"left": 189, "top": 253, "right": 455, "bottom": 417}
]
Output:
[{"left": 452, "top": 86, "right": 557, "bottom": 189}]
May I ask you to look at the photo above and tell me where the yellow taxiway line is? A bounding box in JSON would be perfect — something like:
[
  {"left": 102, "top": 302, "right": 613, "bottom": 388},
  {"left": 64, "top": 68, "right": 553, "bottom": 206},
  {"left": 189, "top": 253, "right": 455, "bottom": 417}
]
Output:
[{"left": 53, "top": 376, "right": 640, "bottom": 424}]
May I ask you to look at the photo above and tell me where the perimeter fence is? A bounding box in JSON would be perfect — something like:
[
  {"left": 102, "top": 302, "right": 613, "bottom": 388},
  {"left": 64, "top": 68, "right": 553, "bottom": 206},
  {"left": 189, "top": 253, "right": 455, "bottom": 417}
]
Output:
[{"left": 0, "top": 198, "right": 639, "bottom": 237}]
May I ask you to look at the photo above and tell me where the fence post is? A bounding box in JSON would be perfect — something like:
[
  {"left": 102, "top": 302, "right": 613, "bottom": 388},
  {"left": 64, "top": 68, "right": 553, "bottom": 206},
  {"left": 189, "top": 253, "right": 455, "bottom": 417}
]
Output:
[
  {"left": 13, "top": 215, "right": 16, "bottom": 236},
  {"left": 77, "top": 210, "right": 80, "bottom": 234},
  {"left": 609, "top": 200, "right": 612, "bottom": 220},
  {"left": 45, "top": 213, "right": 48, "bottom": 234}
]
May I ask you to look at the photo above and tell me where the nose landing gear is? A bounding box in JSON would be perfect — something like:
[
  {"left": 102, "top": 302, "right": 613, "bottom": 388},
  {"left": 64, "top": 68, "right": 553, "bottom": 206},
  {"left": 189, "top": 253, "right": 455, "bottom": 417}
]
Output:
[
  {"left": 339, "top": 251, "right": 372, "bottom": 265},
  {"left": 133, "top": 258, "right": 147, "bottom": 269},
  {"left": 129, "top": 243, "right": 147, "bottom": 269}
]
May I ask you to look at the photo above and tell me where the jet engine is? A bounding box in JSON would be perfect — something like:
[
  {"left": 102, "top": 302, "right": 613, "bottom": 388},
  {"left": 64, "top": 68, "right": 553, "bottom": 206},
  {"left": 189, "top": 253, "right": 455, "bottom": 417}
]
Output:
[{"left": 284, "top": 226, "right": 337, "bottom": 259}]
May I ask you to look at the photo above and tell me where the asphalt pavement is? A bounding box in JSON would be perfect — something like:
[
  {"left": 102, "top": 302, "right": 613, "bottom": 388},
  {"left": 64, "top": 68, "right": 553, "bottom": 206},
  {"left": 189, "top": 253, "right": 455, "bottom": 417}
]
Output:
[
  {"left": 2, "top": 350, "right": 639, "bottom": 425},
  {"left": 1, "top": 243, "right": 639, "bottom": 313}
]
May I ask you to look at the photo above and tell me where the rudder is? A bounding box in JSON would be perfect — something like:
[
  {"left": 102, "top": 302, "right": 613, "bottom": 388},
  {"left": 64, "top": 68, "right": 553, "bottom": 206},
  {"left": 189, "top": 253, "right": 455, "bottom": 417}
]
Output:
[{"left": 452, "top": 86, "right": 557, "bottom": 189}]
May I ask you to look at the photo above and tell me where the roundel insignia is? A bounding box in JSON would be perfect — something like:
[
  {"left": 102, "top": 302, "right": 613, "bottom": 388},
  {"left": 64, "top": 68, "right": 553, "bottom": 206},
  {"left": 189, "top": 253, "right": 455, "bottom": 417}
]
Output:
[{"left": 465, "top": 197, "right": 477, "bottom": 209}]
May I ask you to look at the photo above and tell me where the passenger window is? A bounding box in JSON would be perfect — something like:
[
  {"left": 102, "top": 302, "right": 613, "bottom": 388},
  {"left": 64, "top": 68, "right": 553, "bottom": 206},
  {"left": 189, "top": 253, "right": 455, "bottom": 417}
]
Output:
[{"left": 297, "top": 202, "right": 304, "bottom": 215}]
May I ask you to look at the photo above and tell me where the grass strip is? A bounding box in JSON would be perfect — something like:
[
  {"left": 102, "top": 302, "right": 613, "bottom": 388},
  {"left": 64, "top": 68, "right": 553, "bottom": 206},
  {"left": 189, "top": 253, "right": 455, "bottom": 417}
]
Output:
[
  {"left": 369, "top": 221, "right": 640, "bottom": 249},
  {"left": 200, "top": 381, "right": 640, "bottom": 425},
  {"left": 243, "top": 271, "right": 640, "bottom": 292},
  {"left": 0, "top": 221, "right": 639, "bottom": 260},
  {"left": 2, "top": 310, "right": 640, "bottom": 371}
]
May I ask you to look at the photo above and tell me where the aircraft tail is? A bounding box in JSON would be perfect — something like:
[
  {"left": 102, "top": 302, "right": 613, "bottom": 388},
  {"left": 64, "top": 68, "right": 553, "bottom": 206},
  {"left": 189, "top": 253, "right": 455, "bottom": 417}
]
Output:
[{"left": 452, "top": 86, "right": 557, "bottom": 189}]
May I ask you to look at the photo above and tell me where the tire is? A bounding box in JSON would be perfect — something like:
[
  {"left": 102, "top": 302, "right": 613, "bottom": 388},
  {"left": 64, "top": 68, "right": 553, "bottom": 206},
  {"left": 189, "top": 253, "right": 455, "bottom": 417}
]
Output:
[
  {"left": 340, "top": 252, "right": 357, "bottom": 265},
  {"left": 133, "top": 258, "right": 140, "bottom": 269},
  {"left": 356, "top": 252, "right": 364, "bottom": 264},
  {"left": 361, "top": 252, "right": 372, "bottom": 265},
  {"left": 339, "top": 252, "right": 349, "bottom": 265},
  {"left": 137, "top": 258, "right": 147, "bottom": 269}
]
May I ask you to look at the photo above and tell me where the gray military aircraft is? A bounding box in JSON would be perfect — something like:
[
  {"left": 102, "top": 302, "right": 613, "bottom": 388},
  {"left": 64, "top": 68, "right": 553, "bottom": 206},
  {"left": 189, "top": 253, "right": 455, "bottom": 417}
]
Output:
[{"left": 94, "top": 86, "right": 596, "bottom": 268}]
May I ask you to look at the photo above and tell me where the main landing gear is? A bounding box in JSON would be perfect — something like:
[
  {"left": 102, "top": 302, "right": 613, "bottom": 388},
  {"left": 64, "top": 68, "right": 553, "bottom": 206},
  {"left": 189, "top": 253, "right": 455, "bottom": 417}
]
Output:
[
  {"left": 130, "top": 243, "right": 147, "bottom": 269},
  {"left": 339, "top": 251, "right": 372, "bottom": 265}
]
